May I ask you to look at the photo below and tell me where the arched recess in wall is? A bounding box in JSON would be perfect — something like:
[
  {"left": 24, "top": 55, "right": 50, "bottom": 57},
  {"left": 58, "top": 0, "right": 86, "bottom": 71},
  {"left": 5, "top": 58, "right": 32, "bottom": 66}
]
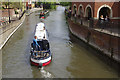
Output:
[
  {"left": 78, "top": 4, "right": 84, "bottom": 18},
  {"left": 85, "top": 4, "right": 93, "bottom": 20},
  {"left": 72, "top": 4, "right": 77, "bottom": 15},
  {"left": 97, "top": 4, "right": 112, "bottom": 19}
]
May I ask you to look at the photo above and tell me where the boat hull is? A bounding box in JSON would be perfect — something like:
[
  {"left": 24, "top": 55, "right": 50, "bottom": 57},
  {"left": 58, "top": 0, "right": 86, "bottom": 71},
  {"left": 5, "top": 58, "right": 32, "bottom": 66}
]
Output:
[{"left": 30, "top": 56, "right": 52, "bottom": 67}]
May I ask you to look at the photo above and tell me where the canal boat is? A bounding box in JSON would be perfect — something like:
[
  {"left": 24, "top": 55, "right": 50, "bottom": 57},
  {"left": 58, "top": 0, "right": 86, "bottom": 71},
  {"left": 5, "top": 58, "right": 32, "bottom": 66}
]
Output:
[
  {"left": 39, "top": 10, "right": 49, "bottom": 19},
  {"left": 39, "top": 11, "right": 44, "bottom": 19},
  {"left": 30, "top": 22, "right": 52, "bottom": 67}
]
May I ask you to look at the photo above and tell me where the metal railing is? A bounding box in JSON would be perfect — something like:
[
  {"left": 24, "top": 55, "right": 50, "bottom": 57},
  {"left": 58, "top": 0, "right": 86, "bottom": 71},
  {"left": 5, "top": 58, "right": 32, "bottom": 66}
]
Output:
[
  {"left": 0, "top": 11, "right": 25, "bottom": 27},
  {"left": 71, "top": 16, "right": 120, "bottom": 35},
  {"left": 68, "top": 15, "right": 120, "bottom": 61},
  {"left": 0, "top": 11, "right": 25, "bottom": 35}
]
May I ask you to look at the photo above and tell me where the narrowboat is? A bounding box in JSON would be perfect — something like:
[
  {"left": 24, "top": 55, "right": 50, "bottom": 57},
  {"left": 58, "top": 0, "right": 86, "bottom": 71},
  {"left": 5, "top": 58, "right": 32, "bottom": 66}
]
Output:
[{"left": 30, "top": 22, "right": 52, "bottom": 67}]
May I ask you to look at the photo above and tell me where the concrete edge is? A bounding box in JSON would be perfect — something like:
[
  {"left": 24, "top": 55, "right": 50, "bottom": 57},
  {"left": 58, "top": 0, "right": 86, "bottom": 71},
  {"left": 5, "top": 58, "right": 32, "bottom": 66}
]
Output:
[
  {"left": 0, "top": 14, "right": 26, "bottom": 50},
  {"left": 0, "top": 8, "right": 42, "bottom": 50}
]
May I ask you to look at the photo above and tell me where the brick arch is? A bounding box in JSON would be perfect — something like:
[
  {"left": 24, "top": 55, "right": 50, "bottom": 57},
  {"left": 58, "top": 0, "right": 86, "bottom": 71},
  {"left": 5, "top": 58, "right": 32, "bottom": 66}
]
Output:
[
  {"left": 72, "top": 4, "right": 77, "bottom": 14},
  {"left": 85, "top": 4, "right": 93, "bottom": 18},
  {"left": 97, "top": 4, "right": 112, "bottom": 19},
  {"left": 77, "top": 4, "right": 84, "bottom": 17}
]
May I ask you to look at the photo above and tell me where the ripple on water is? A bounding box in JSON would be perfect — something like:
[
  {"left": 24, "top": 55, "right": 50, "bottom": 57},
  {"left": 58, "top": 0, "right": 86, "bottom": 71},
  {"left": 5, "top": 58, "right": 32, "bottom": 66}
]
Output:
[{"left": 39, "top": 67, "right": 54, "bottom": 78}]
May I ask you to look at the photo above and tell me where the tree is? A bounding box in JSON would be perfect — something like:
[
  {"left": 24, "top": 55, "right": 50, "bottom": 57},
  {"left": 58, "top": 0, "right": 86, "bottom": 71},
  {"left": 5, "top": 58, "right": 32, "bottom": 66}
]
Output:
[
  {"left": 37, "top": 2, "right": 56, "bottom": 9},
  {"left": 60, "top": 2, "right": 71, "bottom": 6},
  {"left": 2, "top": 2, "right": 12, "bottom": 8},
  {"left": 2, "top": 0, "right": 23, "bottom": 9},
  {"left": 11, "top": 2, "right": 23, "bottom": 9}
]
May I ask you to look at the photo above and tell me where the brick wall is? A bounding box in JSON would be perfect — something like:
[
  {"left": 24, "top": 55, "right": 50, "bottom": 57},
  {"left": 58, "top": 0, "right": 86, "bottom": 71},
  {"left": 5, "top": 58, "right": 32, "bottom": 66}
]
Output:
[
  {"left": 72, "top": 2, "right": 120, "bottom": 21},
  {"left": 72, "top": 2, "right": 95, "bottom": 16},
  {"left": 2, "top": 9, "right": 15, "bottom": 17},
  {"left": 90, "top": 30, "right": 119, "bottom": 56},
  {"left": 68, "top": 18, "right": 120, "bottom": 62}
]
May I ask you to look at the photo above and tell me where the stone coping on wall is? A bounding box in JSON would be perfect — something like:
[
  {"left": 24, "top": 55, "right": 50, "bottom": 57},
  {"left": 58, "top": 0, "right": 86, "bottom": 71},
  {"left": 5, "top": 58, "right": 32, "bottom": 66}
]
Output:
[{"left": 94, "top": 28, "right": 120, "bottom": 38}]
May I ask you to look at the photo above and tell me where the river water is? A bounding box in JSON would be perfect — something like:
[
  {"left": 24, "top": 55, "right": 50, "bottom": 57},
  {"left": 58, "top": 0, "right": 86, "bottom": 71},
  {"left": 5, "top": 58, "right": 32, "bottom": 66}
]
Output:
[{"left": 2, "top": 6, "right": 119, "bottom": 78}]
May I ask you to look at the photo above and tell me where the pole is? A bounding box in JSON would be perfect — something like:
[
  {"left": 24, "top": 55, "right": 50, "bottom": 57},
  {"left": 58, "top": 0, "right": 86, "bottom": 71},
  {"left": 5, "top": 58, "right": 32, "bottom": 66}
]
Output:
[
  {"left": 19, "top": 0, "right": 20, "bottom": 19},
  {"left": 0, "top": 2, "right": 2, "bottom": 20},
  {"left": 8, "top": 0, "right": 11, "bottom": 23}
]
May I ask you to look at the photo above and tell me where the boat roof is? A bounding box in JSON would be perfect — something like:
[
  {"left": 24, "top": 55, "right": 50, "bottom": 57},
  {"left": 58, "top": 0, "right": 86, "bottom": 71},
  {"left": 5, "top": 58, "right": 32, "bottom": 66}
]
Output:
[
  {"left": 36, "top": 22, "right": 45, "bottom": 30},
  {"left": 35, "top": 30, "right": 48, "bottom": 41},
  {"left": 35, "top": 31, "right": 44, "bottom": 39},
  {"left": 37, "top": 22, "right": 45, "bottom": 26},
  {"left": 34, "top": 22, "right": 49, "bottom": 41}
]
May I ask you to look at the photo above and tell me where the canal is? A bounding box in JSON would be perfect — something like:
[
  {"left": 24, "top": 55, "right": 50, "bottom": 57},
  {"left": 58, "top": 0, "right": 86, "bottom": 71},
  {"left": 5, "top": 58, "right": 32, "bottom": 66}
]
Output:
[{"left": 2, "top": 6, "right": 119, "bottom": 78}]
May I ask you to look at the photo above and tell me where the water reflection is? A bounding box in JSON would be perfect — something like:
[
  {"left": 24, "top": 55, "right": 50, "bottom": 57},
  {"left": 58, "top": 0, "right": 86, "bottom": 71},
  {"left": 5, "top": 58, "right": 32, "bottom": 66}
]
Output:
[{"left": 66, "top": 34, "right": 118, "bottom": 78}]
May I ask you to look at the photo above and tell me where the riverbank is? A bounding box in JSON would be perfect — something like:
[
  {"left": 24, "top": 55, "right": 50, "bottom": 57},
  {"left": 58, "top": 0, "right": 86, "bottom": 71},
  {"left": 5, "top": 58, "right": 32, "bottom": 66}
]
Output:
[
  {"left": 0, "top": 8, "right": 42, "bottom": 50},
  {"left": 67, "top": 18, "right": 120, "bottom": 64},
  {"left": 0, "top": 8, "right": 42, "bottom": 79},
  {"left": 0, "top": 13, "right": 26, "bottom": 50}
]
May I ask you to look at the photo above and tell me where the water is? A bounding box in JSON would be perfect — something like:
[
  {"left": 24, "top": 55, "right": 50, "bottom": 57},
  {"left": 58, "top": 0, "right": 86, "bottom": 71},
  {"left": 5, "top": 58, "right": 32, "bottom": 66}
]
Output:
[{"left": 2, "top": 6, "right": 119, "bottom": 78}]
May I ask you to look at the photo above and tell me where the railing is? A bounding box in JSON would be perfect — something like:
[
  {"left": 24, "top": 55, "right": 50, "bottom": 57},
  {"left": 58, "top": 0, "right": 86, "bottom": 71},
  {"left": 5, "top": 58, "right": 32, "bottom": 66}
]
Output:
[
  {"left": 71, "top": 16, "right": 120, "bottom": 35},
  {"left": 19, "top": 10, "right": 26, "bottom": 20},
  {"left": 0, "top": 11, "right": 25, "bottom": 35},
  {"left": 0, "top": 20, "right": 9, "bottom": 26},
  {"left": 68, "top": 16, "right": 120, "bottom": 61},
  {"left": 0, "top": 11, "right": 26, "bottom": 27}
]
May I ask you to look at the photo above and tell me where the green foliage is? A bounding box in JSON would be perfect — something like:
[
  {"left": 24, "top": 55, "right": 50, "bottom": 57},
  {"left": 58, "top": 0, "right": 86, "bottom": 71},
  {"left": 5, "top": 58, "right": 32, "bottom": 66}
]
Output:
[
  {"left": 2, "top": 2, "right": 12, "bottom": 8},
  {"left": 36, "top": 2, "right": 42, "bottom": 7},
  {"left": 50, "top": 5, "right": 56, "bottom": 9},
  {"left": 11, "top": 2, "right": 23, "bottom": 9},
  {"left": 37, "top": 2, "right": 56, "bottom": 9},
  {"left": 60, "top": 2, "right": 71, "bottom": 6},
  {"left": 2, "top": 2, "right": 23, "bottom": 9}
]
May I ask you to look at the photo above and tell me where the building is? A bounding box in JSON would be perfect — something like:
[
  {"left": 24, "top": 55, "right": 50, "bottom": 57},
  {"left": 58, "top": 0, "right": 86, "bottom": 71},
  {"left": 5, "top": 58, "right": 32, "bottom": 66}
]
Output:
[
  {"left": 67, "top": 1, "right": 120, "bottom": 63},
  {"left": 72, "top": 2, "right": 120, "bottom": 21},
  {"left": 26, "top": 0, "right": 35, "bottom": 9}
]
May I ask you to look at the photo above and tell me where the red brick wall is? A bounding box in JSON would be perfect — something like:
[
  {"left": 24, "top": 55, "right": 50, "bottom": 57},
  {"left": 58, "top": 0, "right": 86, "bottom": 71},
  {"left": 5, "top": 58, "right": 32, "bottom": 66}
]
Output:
[
  {"left": 68, "top": 19, "right": 119, "bottom": 59},
  {"left": 90, "top": 30, "right": 119, "bottom": 56},
  {"left": 94, "top": 2, "right": 119, "bottom": 18},
  {"left": 94, "top": 2, "right": 114, "bottom": 17},
  {"left": 72, "top": 2, "right": 95, "bottom": 17},
  {"left": 72, "top": 2, "right": 120, "bottom": 20},
  {"left": 111, "top": 2, "right": 120, "bottom": 17},
  {"left": 2, "top": 9, "right": 15, "bottom": 17}
]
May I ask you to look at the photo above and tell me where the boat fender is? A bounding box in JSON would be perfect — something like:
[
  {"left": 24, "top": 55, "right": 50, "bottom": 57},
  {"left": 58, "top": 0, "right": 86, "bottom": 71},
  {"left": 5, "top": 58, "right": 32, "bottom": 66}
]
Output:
[{"left": 38, "top": 63, "right": 43, "bottom": 68}]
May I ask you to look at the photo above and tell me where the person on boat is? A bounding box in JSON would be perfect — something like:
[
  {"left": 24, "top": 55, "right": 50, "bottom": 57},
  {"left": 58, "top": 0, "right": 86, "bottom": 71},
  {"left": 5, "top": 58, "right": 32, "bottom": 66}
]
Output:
[
  {"left": 42, "top": 36, "right": 49, "bottom": 50},
  {"left": 33, "top": 36, "right": 40, "bottom": 51}
]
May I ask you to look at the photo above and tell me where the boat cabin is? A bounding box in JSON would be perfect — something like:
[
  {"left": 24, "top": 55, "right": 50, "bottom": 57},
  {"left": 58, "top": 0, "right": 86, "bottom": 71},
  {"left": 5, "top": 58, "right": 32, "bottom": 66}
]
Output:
[{"left": 31, "top": 40, "right": 50, "bottom": 60}]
